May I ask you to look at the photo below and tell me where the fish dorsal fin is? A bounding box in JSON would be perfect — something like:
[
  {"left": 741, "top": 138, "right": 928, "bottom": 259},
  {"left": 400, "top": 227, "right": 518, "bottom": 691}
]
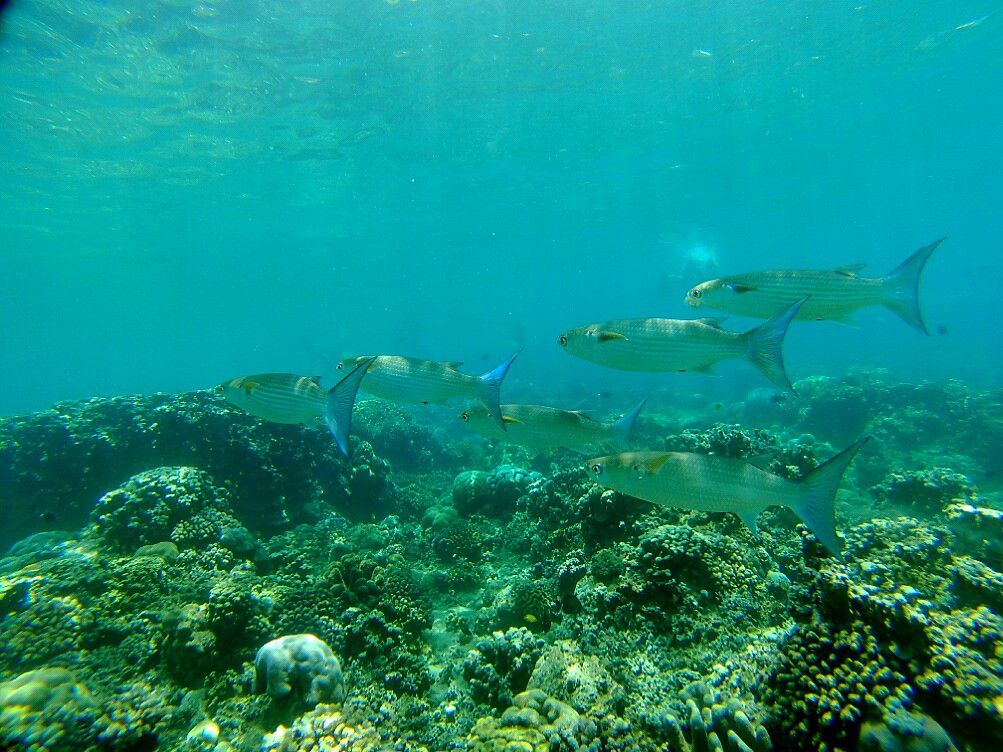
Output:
[
  {"left": 502, "top": 415, "right": 522, "bottom": 425},
  {"left": 737, "top": 509, "right": 761, "bottom": 538},
  {"left": 635, "top": 454, "right": 671, "bottom": 475},
  {"left": 598, "top": 332, "right": 627, "bottom": 343},
  {"left": 442, "top": 360, "right": 464, "bottom": 369},
  {"left": 309, "top": 375, "right": 323, "bottom": 384},
  {"left": 696, "top": 317, "right": 728, "bottom": 329},
  {"left": 746, "top": 453, "right": 773, "bottom": 471},
  {"left": 833, "top": 263, "right": 867, "bottom": 276},
  {"left": 725, "top": 282, "right": 756, "bottom": 294}
]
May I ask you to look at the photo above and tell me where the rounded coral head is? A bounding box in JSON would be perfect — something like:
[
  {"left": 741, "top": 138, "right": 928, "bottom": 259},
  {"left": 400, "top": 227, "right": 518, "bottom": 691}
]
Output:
[{"left": 253, "top": 633, "right": 345, "bottom": 706}]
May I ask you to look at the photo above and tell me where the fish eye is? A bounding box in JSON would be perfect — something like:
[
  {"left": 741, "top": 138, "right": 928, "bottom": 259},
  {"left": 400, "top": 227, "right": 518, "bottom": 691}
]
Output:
[
  {"left": 591, "top": 463, "right": 603, "bottom": 475},
  {"left": 558, "top": 334, "right": 568, "bottom": 346},
  {"left": 336, "top": 362, "right": 344, "bottom": 371},
  {"left": 689, "top": 288, "right": 702, "bottom": 299},
  {"left": 588, "top": 328, "right": 597, "bottom": 336},
  {"left": 460, "top": 412, "right": 469, "bottom": 422}
]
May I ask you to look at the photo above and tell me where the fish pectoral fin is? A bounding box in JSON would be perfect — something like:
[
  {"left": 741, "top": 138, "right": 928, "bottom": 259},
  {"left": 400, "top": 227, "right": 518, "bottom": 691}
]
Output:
[
  {"left": 501, "top": 415, "right": 522, "bottom": 425},
  {"left": 598, "top": 331, "right": 628, "bottom": 342},
  {"left": 696, "top": 317, "right": 728, "bottom": 329},
  {"left": 737, "top": 509, "right": 761, "bottom": 538},
  {"left": 635, "top": 454, "right": 672, "bottom": 475},
  {"left": 833, "top": 263, "right": 867, "bottom": 276},
  {"left": 241, "top": 380, "right": 260, "bottom": 395},
  {"left": 725, "top": 283, "right": 756, "bottom": 294},
  {"left": 309, "top": 375, "right": 323, "bottom": 384}
]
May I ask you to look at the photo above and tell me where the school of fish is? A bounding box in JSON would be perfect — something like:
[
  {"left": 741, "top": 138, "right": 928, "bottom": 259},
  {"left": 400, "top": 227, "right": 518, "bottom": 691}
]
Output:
[{"left": 221, "top": 239, "right": 942, "bottom": 557}]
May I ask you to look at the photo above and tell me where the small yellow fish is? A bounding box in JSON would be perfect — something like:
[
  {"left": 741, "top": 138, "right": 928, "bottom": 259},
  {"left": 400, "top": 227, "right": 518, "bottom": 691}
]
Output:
[
  {"left": 220, "top": 358, "right": 374, "bottom": 455},
  {"left": 460, "top": 400, "right": 646, "bottom": 450},
  {"left": 685, "top": 238, "right": 944, "bottom": 333},
  {"left": 558, "top": 300, "right": 804, "bottom": 392},
  {"left": 338, "top": 353, "right": 517, "bottom": 430},
  {"left": 588, "top": 437, "right": 870, "bottom": 556}
]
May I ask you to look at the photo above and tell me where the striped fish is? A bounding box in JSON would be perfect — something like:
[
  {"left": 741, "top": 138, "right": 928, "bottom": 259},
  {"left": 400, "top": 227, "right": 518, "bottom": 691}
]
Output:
[
  {"left": 460, "top": 399, "right": 646, "bottom": 450},
  {"left": 558, "top": 299, "right": 804, "bottom": 392},
  {"left": 587, "top": 437, "right": 870, "bottom": 556},
  {"left": 685, "top": 238, "right": 944, "bottom": 333},
  {"left": 337, "top": 353, "right": 518, "bottom": 430},
  {"left": 220, "top": 357, "right": 373, "bottom": 455}
]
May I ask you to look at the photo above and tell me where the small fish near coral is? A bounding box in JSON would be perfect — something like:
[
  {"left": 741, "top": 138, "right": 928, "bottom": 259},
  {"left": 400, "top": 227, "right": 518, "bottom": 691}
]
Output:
[
  {"left": 558, "top": 299, "right": 806, "bottom": 392},
  {"left": 587, "top": 436, "right": 871, "bottom": 555},
  {"left": 338, "top": 352, "right": 518, "bottom": 430},
  {"left": 220, "top": 357, "right": 374, "bottom": 454},
  {"left": 459, "top": 399, "right": 646, "bottom": 451}
]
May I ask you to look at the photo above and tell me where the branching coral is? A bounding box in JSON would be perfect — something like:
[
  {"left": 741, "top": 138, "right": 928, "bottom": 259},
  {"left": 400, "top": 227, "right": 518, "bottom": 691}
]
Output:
[
  {"left": 660, "top": 682, "right": 772, "bottom": 752},
  {"left": 463, "top": 628, "right": 547, "bottom": 709}
]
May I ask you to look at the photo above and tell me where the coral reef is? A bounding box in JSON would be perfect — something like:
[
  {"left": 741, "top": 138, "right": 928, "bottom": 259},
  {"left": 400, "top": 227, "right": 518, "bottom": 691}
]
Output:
[{"left": 0, "top": 374, "right": 998, "bottom": 751}]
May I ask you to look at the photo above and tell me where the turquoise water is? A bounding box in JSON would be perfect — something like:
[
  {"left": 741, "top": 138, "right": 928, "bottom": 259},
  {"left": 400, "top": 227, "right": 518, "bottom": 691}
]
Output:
[
  {"left": 2, "top": 1, "right": 1001, "bottom": 413},
  {"left": 1, "top": 3, "right": 1001, "bottom": 752}
]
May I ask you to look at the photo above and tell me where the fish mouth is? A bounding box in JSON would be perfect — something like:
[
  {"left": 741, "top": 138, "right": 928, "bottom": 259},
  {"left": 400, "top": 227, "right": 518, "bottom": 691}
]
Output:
[{"left": 684, "top": 295, "right": 701, "bottom": 308}]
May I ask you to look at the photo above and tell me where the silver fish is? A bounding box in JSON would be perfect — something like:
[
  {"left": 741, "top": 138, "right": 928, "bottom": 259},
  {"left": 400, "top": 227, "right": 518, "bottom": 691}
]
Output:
[
  {"left": 685, "top": 238, "right": 944, "bottom": 333},
  {"left": 338, "top": 353, "right": 518, "bottom": 430},
  {"left": 220, "top": 358, "right": 374, "bottom": 455},
  {"left": 558, "top": 299, "right": 805, "bottom": 392},
  {"left": 460, "top": 400, "right": 646, "bottom": 450},
  {"left": 587, "top": 437, "right": 870, "bottom": 556}
]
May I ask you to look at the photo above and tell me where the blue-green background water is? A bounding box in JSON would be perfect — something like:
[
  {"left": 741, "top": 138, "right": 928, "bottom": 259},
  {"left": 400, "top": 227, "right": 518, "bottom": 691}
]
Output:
[{"left": 2, "top": 0, "right": 1000, "bottom": 416}]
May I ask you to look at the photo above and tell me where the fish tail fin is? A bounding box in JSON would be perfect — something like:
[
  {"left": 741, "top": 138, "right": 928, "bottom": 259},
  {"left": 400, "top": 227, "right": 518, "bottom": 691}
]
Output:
[
  {"left": 791, "top": 436, "right": 870, "bottom": 556},
  {"left": 323, "top": 356, "right": 374, "bottom": 455},
  {"left": 610, "top": 398, "right": 647, "bottom": 450},
  {"left": 743, "top": 298, "right": 806, "bottom": 393},
  {"left": 477, "top": 352, "right": 519, "bottom": 430},
  {"left": 881, "top": 238, "right": 944, "bottom": 334}
]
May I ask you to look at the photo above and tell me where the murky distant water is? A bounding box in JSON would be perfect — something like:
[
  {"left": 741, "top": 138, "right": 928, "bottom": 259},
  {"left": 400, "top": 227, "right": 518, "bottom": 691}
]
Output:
[{"left": 1, "top": 1, "right": 1000, "bottom": 413}]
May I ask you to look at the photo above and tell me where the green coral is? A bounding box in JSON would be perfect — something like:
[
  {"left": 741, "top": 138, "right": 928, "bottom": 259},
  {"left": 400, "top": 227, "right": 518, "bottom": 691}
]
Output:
[
  {"left": 0, "top": 669, "right": 170, "bottom": 751},
  {"left": 859, "top": 709, "right": 959, "bottom": 752},
  {"left": 468, "top": 689, "right": 597, "bottom": 752},
  {"left": 491, "top": 577, "right": 557, "bottom": 631},
  {"left": 90, "top": 466, "right": 234, "bottom": 551},
  {"left": 660, "top": 681, "right": 772, "bottom": 752},
  {"left": 871, "top": 469, "right": 976, "bottom": 517},
  {"left": 463, "top": 628, "right": 547, "bottom": 709}
]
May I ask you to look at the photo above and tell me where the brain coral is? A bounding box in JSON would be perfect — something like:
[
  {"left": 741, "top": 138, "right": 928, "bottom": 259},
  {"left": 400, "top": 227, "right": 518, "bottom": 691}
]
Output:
[{"left": 254, "top": 634, "right": 346, "bottom": 706}]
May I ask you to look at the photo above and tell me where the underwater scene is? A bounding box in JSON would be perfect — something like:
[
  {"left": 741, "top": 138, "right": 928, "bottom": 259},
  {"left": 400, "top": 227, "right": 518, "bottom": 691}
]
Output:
[{"left": 1, "top": 1, "right": 1001, "bottom": 751}]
